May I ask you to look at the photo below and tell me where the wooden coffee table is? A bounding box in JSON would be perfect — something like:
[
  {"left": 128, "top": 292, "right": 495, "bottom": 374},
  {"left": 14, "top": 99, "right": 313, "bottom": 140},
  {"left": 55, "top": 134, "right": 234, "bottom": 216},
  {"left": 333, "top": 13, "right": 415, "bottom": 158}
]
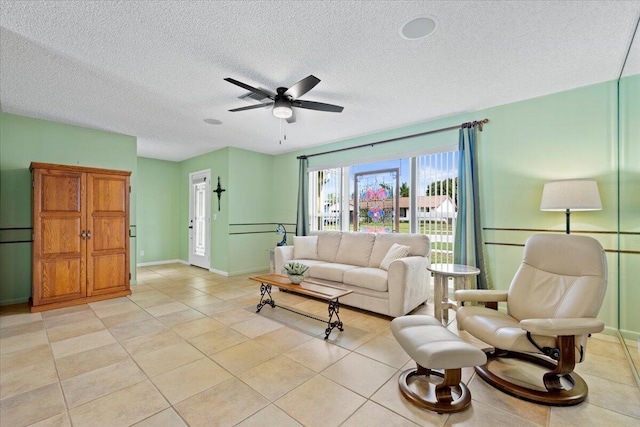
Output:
[{"left": 250, "top": 273, "right": 353, "bottom": 339}]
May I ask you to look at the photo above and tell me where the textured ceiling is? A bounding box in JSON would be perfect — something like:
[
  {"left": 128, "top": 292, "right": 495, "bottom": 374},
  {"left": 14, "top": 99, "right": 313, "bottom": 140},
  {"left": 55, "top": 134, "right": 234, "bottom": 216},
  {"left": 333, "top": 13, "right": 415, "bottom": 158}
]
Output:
[{"left": 1, "top": 1, "right": 639, "bottom": 161}]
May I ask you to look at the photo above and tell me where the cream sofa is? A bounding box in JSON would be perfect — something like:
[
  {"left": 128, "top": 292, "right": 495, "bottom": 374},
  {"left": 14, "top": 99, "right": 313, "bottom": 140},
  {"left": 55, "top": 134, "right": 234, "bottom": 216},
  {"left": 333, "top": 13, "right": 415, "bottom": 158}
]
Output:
[{"left": 274, "top": 231, "right": 430, "bottom": 317}]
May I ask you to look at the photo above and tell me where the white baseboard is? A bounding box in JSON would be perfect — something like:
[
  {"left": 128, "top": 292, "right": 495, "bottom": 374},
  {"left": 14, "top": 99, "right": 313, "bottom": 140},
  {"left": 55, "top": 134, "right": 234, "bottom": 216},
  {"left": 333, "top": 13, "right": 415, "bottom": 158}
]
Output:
[
  {"left": 136, "top": 259, "right": 183, "bottom": 267},
  {"left": 228, "top": 266, "right": 270, "bottom": 276},
  {"left": 209, "top": 268, "right": 229, "bottom": 277},
  {"left": 137, "top": 260, "right": 267, "bottom": 278},
  {"left": 619, "top": 329, "right": 640, "bottom": 340}
]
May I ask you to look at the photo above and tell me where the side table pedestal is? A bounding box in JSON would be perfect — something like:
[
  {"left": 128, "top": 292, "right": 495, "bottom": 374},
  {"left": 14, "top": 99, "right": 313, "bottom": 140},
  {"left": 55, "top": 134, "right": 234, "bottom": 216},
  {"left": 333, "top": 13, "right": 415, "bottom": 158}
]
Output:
[{"left": 428, "top": 264, "right": 480, "bottom": 327}]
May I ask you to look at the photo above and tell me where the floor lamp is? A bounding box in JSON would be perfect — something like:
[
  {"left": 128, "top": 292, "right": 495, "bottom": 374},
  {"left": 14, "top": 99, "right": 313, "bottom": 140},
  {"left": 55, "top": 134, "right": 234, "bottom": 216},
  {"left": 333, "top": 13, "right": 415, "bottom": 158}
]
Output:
[{"left": 540, "top": 179, "right": 602, "bottom": 234}]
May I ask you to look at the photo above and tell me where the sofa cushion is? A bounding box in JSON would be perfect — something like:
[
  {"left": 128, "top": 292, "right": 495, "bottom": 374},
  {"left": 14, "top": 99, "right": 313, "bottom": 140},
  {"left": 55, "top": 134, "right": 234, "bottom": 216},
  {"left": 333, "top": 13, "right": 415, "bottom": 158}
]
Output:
[
  {"left": 309, "top": 263, "right": 359, "bottom": 283},
  {"left": 312, "top": 231, "right": 343, "bottom": 262},
  {"left": 293, "top": 236, "right": 318, "bottom": 260},
  {"left": 369, "top": 233, "right": 430, "bottom": 267},
  {"left": 343, "top": 267, "right": 388, "bottom": 292},
  {"left": 335, "top": 233, "right": 375, "bottom": 267},
  {"left": 379, "top": 243, "right": 410, "bottom": 270}
]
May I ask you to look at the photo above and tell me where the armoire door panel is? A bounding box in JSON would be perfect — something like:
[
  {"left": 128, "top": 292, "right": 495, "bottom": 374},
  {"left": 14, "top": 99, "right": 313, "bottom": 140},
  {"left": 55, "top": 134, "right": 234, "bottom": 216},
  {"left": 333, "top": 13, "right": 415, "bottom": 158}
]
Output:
[
  {"left": 41, "top": 218, "right": 82, "bottom": 255},
  {"left": 41, "top": 173, "right": 82, "bottom": 212},
  {"left": 89, "top": 254, "right": 126, "bottom": 295},
  {"left": 38, "top": 259, "right": 85, "bottom": 303},
  {"left": 86, "top": 172, "right": 129, "bottom": 298},
  {"left": 91, "top": 217, "right": 125, "bottom": 251},
  {"left": 90, "top": 175, "right": 127, "bottom": 212}
]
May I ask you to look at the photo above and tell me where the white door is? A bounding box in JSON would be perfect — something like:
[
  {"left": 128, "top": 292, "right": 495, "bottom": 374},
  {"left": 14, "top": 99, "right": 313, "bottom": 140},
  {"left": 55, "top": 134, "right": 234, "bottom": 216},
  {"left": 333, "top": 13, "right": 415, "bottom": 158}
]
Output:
[{"left": 189, "top": 170, "right": 211, "bottom": 269}]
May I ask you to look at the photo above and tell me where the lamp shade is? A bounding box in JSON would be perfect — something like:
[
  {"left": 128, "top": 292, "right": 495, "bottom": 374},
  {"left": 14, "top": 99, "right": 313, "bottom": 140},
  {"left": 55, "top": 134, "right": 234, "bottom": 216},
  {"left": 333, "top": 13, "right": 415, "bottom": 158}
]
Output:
[{"left": 540, "top": 179, "right": 602, "bottom": 211}]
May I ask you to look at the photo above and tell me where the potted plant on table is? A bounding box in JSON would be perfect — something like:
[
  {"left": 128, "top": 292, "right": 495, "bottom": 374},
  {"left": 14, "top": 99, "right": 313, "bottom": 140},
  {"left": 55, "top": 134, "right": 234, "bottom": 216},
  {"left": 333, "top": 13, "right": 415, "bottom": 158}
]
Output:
[{"left": 282, "top": 261, "right": 309, "bottom": 284}]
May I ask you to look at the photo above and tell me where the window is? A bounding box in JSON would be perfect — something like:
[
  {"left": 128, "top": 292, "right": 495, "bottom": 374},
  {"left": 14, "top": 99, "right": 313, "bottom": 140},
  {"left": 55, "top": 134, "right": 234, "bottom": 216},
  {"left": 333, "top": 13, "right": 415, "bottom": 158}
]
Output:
[
  {"left": 354, "top": 168, "right": 399, "bottom": 233},
  {"left": 309, "top": 148, "right": 457, "bottom": 263},
  {"left": 416, "top": 150, "right": 458, "bottom": 263},
  {"left": 309, "top": 167, "right": 342, "bottom": 231}
]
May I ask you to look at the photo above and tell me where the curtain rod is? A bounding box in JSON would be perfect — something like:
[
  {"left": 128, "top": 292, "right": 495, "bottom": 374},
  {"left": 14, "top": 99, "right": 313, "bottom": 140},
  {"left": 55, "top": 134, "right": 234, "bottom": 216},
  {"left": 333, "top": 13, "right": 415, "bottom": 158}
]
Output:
[{"left": 297, "top": 119, "right": 489, "bottom": 160}]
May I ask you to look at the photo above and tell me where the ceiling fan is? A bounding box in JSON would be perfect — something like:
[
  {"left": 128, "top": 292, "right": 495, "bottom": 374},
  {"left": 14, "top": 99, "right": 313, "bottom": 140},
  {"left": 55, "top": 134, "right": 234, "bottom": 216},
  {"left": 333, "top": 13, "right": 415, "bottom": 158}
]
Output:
[{"left": 224, "top": 75, "right": 344, "bottom": 123}]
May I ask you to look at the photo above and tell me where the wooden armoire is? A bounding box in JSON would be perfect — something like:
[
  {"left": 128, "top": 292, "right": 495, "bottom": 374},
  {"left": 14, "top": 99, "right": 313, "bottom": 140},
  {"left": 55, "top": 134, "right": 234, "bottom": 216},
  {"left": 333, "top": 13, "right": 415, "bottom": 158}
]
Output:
[{"left": 30, "top": 162, "right": 131, "bottom": 312}]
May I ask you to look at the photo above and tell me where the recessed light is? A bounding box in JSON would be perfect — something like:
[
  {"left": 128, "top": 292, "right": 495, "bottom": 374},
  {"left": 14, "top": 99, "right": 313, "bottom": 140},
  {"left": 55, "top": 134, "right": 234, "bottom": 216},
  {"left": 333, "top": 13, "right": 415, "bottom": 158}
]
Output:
[
  {"left": 400, "top": 16, "right": 437, "bottom": 40},
  {"left": 203, "top": 118, "right": 222, "bottom": 125}
]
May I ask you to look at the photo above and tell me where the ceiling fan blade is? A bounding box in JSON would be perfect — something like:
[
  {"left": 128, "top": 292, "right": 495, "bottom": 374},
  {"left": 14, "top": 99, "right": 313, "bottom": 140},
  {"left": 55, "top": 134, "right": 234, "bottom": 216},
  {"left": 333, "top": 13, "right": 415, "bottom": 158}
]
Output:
[
  {"left": 224, "top": 78, "right": 275, "bottom": 100},
  {"left": 293, "top": 99, "right": 344, "bottom": 113},
  {"left": 229, "top": 102, "right": 273, "bottom": 112},
  {"left": 285, "top": 111, "right": 296, "bottom": 124},
  {"left": 238, "top": 88, "right": 275, "bottom": 102},
  {"left": 284, "top": 75, "right": 320, "bottom": 100}
]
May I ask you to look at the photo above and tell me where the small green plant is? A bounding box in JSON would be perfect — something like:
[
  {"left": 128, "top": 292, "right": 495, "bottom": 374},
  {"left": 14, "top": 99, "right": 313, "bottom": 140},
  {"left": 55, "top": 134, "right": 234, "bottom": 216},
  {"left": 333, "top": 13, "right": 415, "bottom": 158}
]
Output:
[{"left": 282, "top": 261, "right": 309, "bottom": 276}]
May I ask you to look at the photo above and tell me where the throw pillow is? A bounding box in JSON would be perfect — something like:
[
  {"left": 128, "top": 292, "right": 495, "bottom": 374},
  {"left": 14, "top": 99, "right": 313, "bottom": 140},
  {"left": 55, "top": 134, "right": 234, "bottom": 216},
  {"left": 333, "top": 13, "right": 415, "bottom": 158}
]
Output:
[
  {"left": 293, "top": 236, "right": 318, "bottom": 260},
  {"left": 379, "top": 243, "right": 410, "bottom": 270}
]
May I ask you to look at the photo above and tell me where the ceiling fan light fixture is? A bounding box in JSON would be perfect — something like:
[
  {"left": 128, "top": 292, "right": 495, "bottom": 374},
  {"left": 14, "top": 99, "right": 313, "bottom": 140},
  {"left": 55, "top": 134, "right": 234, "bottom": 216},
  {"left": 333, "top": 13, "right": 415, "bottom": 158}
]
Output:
[{"left": 272, "top": 99, "right": 293, "bottom": 119}]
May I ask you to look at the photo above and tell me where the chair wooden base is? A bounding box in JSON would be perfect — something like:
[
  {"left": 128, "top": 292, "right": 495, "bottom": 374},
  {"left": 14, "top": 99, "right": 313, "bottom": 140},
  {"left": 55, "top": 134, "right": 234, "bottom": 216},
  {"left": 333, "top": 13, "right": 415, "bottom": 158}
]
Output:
[
  {"left": 476, "top": 348, "right": 588, "bottom": 406},
  {"left": 398, "top": 364, "right": 472, "bottom": 414}
]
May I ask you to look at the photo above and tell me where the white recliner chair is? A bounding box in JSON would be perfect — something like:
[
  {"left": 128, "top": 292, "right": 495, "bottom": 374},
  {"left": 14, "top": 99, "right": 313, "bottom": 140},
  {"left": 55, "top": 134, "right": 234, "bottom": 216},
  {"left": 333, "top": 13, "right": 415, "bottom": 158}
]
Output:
[{"left": 455, "top": 233, "right": 607, "bottom": 406}]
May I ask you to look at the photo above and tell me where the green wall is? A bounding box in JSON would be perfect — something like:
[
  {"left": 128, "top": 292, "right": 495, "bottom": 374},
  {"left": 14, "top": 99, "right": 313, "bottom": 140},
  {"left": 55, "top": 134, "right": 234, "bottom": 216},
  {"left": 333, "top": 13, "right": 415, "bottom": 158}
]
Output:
[
  {"left": 170, "top": 147, "right": 278, "bottom": 275},
  {"left": 271, "top": 78, "right": 636, "bottom": 332},
  {"left": 178, "top": 147, "right": 230, "bottom": 273},
  {"left": 227, "top": 147, "right": 278, "bottom": 275},
  {"left": 136, "top": 157, "right": 180, "bottom": 264},
  {"left": 136, "top": 146, "right": 282, "bottom": 276},
  {"left": 619, "top": 73, "right": 640, "bottom": 338},
  {"left": 0, "top": 113, "right": 138, "bottom": 305}
]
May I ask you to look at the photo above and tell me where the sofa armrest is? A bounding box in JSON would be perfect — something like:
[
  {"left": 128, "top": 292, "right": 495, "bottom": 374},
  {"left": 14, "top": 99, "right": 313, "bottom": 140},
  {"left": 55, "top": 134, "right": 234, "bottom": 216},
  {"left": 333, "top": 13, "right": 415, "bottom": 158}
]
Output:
[
  {"left": 274, "top": 246, "right": 294, "bottom": 275},
  {"left": 520, "top": 318, "right": 605, "bottom": 337},
  {"left": 455, "top": 289, "right": 508, "bottom": 303},
  {"left": 387, "top": 256, "right": 430, "bottom": 317}
]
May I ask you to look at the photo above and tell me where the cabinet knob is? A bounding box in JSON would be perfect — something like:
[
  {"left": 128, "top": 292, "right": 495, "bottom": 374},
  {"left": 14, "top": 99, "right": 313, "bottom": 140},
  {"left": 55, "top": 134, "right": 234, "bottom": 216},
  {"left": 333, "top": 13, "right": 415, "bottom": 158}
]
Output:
[
  {"left": 81, "top": 230, "right": 87, "bottom": 239},
  {"left": 87, "top": 230, "right": 92, "bottom": 239}
]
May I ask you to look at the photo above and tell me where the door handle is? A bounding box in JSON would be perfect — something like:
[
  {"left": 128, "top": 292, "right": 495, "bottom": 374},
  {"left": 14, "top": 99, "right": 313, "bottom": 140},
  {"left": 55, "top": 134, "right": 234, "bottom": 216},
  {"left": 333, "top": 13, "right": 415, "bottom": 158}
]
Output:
[{"left": 188, "top": 226, "right": 193, "bottom": 229}]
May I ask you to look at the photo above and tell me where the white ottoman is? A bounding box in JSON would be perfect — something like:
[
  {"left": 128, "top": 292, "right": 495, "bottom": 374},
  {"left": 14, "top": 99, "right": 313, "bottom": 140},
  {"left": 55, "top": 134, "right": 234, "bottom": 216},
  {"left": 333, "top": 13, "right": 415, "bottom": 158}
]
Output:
[{"left": 391, "top": 315, "right": 487, "bottom": 413}]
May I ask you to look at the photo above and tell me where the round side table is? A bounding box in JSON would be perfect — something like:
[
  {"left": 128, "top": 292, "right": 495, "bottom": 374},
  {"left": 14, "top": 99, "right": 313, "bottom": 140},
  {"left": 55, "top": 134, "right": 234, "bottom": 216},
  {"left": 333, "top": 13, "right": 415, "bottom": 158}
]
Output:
[{"left": 428, "top": 263, "right": 480, "bottom": 326}]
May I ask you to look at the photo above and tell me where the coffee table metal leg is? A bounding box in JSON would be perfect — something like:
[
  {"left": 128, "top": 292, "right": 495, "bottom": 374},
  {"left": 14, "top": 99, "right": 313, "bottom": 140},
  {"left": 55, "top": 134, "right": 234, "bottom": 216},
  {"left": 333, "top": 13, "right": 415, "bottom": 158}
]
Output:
[
  {"left": 256, "top": 283, "right": 275, "bottom": 312},
  {"left": 324, "top": 299, "right": 344, "bottom": 339}
]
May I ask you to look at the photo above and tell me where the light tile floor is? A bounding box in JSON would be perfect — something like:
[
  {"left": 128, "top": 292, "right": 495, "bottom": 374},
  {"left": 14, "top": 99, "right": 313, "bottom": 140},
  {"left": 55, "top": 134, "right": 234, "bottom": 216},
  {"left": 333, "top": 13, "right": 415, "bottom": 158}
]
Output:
[{"left": 1, "top": 263, "right": 639, "bottom": 427}]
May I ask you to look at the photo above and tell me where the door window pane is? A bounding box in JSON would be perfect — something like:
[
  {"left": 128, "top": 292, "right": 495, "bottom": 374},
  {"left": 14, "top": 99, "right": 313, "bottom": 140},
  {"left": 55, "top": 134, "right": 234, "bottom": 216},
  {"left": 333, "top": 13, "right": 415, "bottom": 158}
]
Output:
[{"left": 194, "top": 182, "right": 206, "bottom": 256}]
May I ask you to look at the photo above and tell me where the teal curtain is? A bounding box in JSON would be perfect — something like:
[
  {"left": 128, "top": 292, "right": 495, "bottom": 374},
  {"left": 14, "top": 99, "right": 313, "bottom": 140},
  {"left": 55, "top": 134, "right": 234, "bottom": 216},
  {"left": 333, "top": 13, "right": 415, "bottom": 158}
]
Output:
[
  {"left": 296, "top": 157, "right": 309, "bottom": 236},
  {"left": 454, "top": 125, "right": 491, "bottom": 289}
]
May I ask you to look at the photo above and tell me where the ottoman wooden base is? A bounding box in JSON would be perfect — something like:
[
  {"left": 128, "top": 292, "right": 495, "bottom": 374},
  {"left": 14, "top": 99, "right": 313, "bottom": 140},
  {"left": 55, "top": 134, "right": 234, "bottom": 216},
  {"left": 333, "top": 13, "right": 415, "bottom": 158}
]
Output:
[
  {"left": 391, "top": 315, "right": 486, "bottom": 414},
  {"left": 398, "top": 365, "right": 471, "bottom": 414}
]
